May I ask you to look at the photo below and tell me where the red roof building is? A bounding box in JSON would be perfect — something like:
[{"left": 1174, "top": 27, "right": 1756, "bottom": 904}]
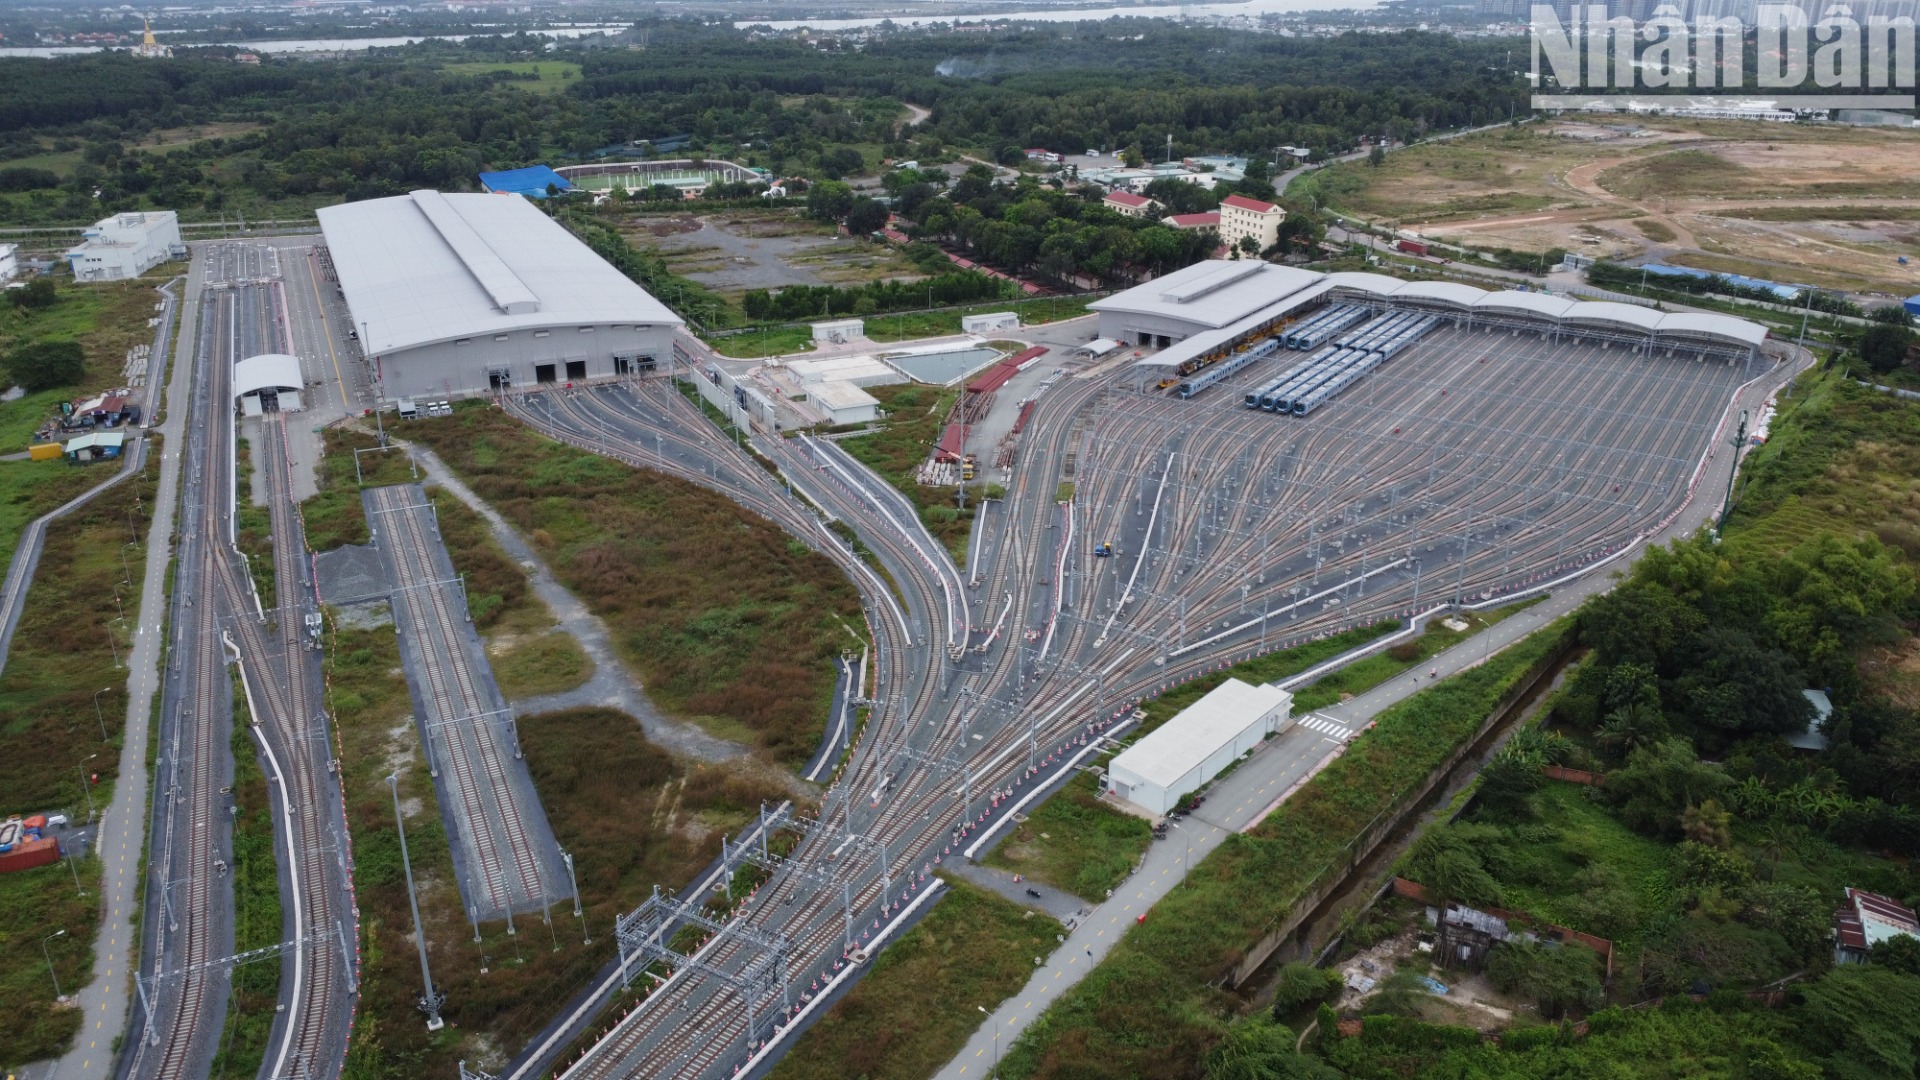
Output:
[
  {"left": 1835, "top": 887, "right": 1920, "bottom": 964},
  {"left": 1163, "top": 211, "right": 1221, "bottom": 231},
  {"left": 1103, "top": 191, "right": 1155, "bottom": 218}
]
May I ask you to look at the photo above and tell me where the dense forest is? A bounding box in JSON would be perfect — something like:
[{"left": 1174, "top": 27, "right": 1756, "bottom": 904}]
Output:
[{"left": 0, "top": 21, "right": 1529, "bottom": 222}]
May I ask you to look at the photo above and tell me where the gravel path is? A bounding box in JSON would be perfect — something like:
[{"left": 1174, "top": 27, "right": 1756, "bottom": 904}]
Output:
[{"left": 401, "top": 441, "right": 748, "bottom": 763}]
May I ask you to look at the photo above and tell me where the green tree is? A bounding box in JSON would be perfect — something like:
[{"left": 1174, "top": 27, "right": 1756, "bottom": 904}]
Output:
[
  {"left": 805, "top": 180, "right": 854, "bottom": 223},
  {"left": 1604, "top": 738, "right": 1728, "bottom": 837},
  {"left": 1877, "top": 934, "right": 1920, "bottom": 977},
  {"left": 845, "top": 197, "right": 889, "bottom": 236},
  {"left": 1858, "top": 321, "right": 1917, "bottom": 374},
  {"left": 1121, "top": 142, "right": 1145, "bottom": 168},
  {"left": 1798, "top": 964, "right": 1920, "bottom": 1080},
  {"left": 7, "top": 277, "right": 57, "bottom": 311},
  {"left": 1367, "top": 144, "right": 1386, "bottom": 167},
  {"left": 1484, "top": 939, "right": 1603, "bottom": 1018},
  {"left": 1205, "top": 1014, "right": 1341, "bottom": 1080},
  {"left": 4, "top": 339, "right": 85, "bottom": 392},
  {"left": 1271, "top": 962, "right": 1344, "bottom": 1015}
]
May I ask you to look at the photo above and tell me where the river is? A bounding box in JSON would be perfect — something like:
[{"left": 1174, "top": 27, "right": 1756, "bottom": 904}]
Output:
[
  {"left": 735, "top": 0, "right": 1379, "bottom": 32},
  {"left": 0, "top": 25, "right": 625, "bottom": 58}
]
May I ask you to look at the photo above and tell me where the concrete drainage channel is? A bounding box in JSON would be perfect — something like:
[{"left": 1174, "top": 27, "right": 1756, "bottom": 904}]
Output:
[{"left": 1224, "top": 635, "right": 1583, "bottom": 1002}]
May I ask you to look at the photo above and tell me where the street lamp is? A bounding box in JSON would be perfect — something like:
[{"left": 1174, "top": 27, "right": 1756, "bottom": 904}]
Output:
[
  {"left": 388, "top": 774, "right": 445, "bottom": 1030},
  {"left": 41, "top": 929, "right": 66, "bottom": 999},
  {"left": 77, "top": 758, "right": 98, "bottom": 823},
  {"left": 977, "top": 1005, "right": 999, "bottom": 1078},
  {"left": 93, "top": 687, "right": 112, "bottom": 742},
  {"left": 121, "top": 542, "right": 137, "bottom": 585}
]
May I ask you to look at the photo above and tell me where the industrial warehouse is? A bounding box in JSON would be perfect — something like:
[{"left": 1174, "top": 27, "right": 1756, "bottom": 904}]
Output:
[{"left": 315, "top": 189, "right": 682, "bottom": 400}]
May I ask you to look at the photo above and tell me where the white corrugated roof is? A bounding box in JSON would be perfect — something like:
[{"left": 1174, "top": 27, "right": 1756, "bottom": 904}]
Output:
[
  {"left": 1393, "top": 280, "right": 1485, "bottom": 307},
  {"left": 234, "top": 353, "right": 302, "bottom": 397},
  {"left": 1654, "top": 311, "right": 1770, "bottom": 347},
  {"left": 1110, "top": 678, "right": 1290, "bottom": 789},
  {"left": 1134, "top": 281, "right": 1334, "bottom": 369},
  {"left": 1563, "top": 300, "right": 1664, "bottom": 332},
  {"left": 786, "top": 354, "right": 900, "bottom": 384},
  {"left": 1091, "top": 260, "right": 1325, "bottom": 330},
  {"left": 1321, "top": 271, "right": 1410, "bottom": 296},
  {"left": 317, "top": 190, "right": 682, "bottom": 357},
  {"left": 1473, "top": 291, "right": 1575, "bottom": 319}
]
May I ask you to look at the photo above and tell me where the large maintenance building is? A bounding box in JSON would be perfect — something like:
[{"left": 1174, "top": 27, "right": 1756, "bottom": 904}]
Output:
[{"left": 317, "top": 190, "right": 682, "bottom": 400}]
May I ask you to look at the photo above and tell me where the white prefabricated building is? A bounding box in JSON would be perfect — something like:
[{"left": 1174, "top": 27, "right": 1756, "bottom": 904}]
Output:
[{"left": 1105, "top": 678, "right": 1293, "bottom": 815}]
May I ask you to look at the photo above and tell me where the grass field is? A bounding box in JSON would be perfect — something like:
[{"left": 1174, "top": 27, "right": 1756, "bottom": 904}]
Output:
[
  {"left": 769, "top": 877, "right": 1063, "bottom": 1080},
  {"left": 208, "top": 676, "right": 283, "bottom": 1080},
  {"left": 0, "top": 446, "right": 158, "bottom": 1066},
  {"left": 835, "top": 382, "right": 981, "bottom": 560},
  {"left": 440, "top": 60, "right": 582, "bottom": 94},
  {"left": 983, "top": 771, "right": 1151, "bottom": 902},
  {"left": 864, "top": 296, "right": 1094, "bottom": 342},
  {"left": 707, "top": 325, "right": 817, "bottom": 359},
  {"left": 402, "top": 404, "right": 861, "bottom": 764}
]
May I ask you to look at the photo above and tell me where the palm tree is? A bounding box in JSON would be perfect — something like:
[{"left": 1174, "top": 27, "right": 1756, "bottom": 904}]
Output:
[{"left": 1597, "top": 701, "right": 1665, "bottom": 760}]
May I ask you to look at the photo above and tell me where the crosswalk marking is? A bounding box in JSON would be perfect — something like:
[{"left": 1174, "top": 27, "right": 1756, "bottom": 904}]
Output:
[{"left": 1293, "top": 713, "right": 1351, "bottom": 738}]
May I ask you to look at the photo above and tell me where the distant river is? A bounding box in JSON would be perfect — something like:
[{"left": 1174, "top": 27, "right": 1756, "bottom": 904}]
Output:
[
  {"left": 0, "top": 25, "right": 625, "bottom": 58},
  {"left": 735, "top": 0, "right": 1378, "bottom": 31}
]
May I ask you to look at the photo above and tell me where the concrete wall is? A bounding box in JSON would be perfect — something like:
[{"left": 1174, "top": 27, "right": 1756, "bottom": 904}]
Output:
[
  {"left": 376, "top": 323, "right": 675, "bottom": 398},
  {"left": 1094, "top": 310, "right": 1209, "bottom": 348}
]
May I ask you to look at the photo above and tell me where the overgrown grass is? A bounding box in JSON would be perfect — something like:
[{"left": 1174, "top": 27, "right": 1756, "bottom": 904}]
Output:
[
  {"left": 1725, "top": 368, "right": 1920, "bottom": 561},
  {"left": 0, "top": 838, "right": 102, "bottom": 1064},
  {"left": 863, "top": 296, "right": 1095, "bottom": 342},
  {"left": 402, "top": 404, "right": 861, "bottom": 764},
  {"left": 837, "top": 382, "right": 982, "bottom": 561},
  {"left": 208, "top": 674, "right": 282, "bottom": 1079},
  {"left": 706, "top": 325, "right": 818, "bottom": 359},
  {"left": 984, "top": 771, "right": 1151, "bottom": 902},
  {"left": 0, "top": 445, "right": 154, "bottom": 1066},
  {"left": 769, "top": 877, "right": 1063, "bottom": 1080},
  {"left": 423, "top": 489, "right": 593, "bottom": 701},
  {"left": 301, "top": 427, "right": 417, "bottom": 551},
  {"left": 1290, "top": 600, "right": 1543, "bottom": 713},
  {"left": 234, "top": 437, "right": 275, "bottom": 605},
  {"left": 998, "top": 620, "right": 1575, "bottom": 1079}
]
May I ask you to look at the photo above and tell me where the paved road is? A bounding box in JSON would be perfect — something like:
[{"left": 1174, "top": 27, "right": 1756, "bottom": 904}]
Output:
[
  {"left": 935, "top": 341, "right": 1809, "bottom": 1080},
  {"left": 18, "top": 270, "right": 197, "bottom": 1080}
]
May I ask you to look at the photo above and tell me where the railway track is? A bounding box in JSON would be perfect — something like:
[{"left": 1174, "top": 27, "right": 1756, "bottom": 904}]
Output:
[
  {"left": 489, "top": 318, "right": 1774, "bottom": 1080},
  {"left": 123, "top": 242, "right": 357, "bottom": 1080},
  {"left": 369, "top": 484, "right": 556, "bottom": 918}
]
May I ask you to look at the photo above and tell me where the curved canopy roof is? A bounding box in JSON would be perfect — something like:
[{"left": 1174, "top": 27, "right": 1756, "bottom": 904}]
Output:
[
  {"left": 1392, "top": 281, "right": 1486, "bottom": 308},
  {"left": 1652, "top": 311, "right": 1770, "bottom": 348},
  {"left": 1101, "top": 263, "right": 1766, "bottom": 352},
  {"left": 235, "top": 353, "right": 302, "bottom": 398},
  {"left": 1562, "top": 300, "right": 1664, "bottom": 332},
  {"left": 1473, "top": 291, "right": 1576, "bottom": 320}
]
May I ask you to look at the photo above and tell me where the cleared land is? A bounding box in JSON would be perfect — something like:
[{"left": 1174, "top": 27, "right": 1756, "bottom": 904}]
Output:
[
  {"left": 627, "top": 212, "right": 928, "bottom": 296},
  {"left": 1296, "top": 117, "right": 1920, "bottom": 295},
  {"left": 440, "top": 60, "right": 583, "bottom": 94}
]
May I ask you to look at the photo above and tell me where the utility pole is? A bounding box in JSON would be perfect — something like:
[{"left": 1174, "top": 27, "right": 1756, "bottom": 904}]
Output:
[
  {"left": 388, "top": 774, "right": 445, "bottom": 1030},
  {"left": 1716, "top": 410, "right": 1750, "bottom": 537}
]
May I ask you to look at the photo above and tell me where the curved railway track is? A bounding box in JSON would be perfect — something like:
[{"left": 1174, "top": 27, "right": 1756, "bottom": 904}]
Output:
[{"left": 493, "top": 319, "right": 1771, "bottom": 1080}]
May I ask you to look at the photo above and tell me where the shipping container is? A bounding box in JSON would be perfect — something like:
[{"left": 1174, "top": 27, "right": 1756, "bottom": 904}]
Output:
[
  {"left": 28, "top": 442, "right": 61, "bottom": 461},
  {"left": 1396, "top": 238, "right": 1428, "bottom": 256}
]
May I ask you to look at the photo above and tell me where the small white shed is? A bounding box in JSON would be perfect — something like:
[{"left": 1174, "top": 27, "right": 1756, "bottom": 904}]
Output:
[
  {"left": 961, "top": 311, "right": 1019, "bottom": 334},
  {"left": 812, "top": 381, "right": 880, "bottom": 425},
  {"left": 234, "top": 353, "right": 304, "bottom": 415},
  {"left": 811, "top": 318, "right": 865, "bottom": 344},
  {"left": 1106, "top": 678, "right": 1292, "bottom": 815}
]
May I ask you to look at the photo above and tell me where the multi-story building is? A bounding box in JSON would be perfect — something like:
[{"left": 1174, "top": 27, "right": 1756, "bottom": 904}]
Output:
[
  {"left": 66, "top": 211, "right": 182, "bottom": 282},
  {"left": 1104, "top": 191, "right": 1157, "bottom": 218},
  {"left": 1219, "top": 194, "right": 1285, "bottom": 253}
]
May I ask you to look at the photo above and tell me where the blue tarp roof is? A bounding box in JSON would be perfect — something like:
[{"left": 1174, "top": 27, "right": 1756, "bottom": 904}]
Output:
[
  {"left": 1639, "top": 263, "right": 1806, "bottom": 302},
  {"left": 477, "top": 165, "right": 573, "bottom": 199}
]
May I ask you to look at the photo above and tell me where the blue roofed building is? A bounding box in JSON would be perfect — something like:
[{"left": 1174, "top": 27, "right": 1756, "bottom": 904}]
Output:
[{"left": 477, "top": 165, "right": 574, "bottom": 199}]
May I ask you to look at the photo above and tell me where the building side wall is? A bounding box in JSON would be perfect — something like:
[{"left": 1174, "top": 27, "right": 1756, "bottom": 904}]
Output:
[
  {"left": 1095, "top": 310, "right": 1209, "bottom": 347},
  {"left": 375, "top": 324, "right": 674, "bottom": 398}
]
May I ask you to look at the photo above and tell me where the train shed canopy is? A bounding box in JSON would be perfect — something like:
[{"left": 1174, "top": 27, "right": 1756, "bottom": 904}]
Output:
[
  {"left": 235, "top": 353, "right": 303, "bottom": 413},
  {"left": 1094, "top": 261, "right": 1769, "bottom": 362},
  {"left": 317, "top": 190, "right": 681, "bottom": 359}
]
